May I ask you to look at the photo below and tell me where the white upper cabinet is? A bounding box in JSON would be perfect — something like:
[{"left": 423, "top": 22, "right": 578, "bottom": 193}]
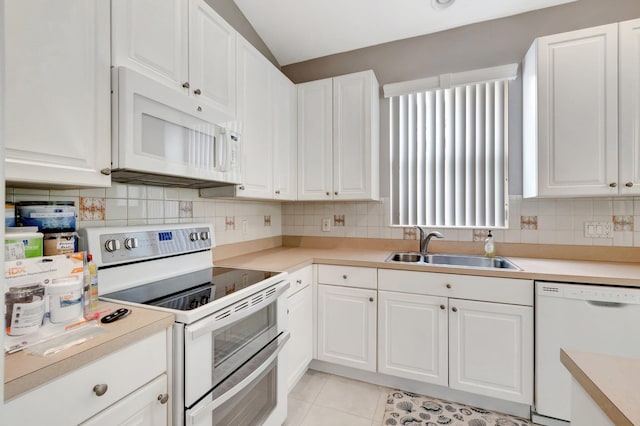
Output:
[
  {"left": 112, "top": 0, "right": 236, "bottom": 119},
  {"left": 111, "top": 0, "right": 189, "bottom": 89},
  {"left": 619, "top": 18, "right": 640, "bottom": 194},
  {"left": 4, "top": 0, "right": 111, "bottom": 187},
  {"left": 523, "top": 19, "right": 640, "bottom": 197},
  {"left": 200, "top": 36, "right": 298, "bottom": 201},
  {"left": 298, "top": 70, "right": 380, "bottom": 201},
  {"left": 272, "top": 70, "right": 298, "bottom": 200},
  {"left": 235, "top": 36, "right": 273, "bottom": 199},
  {"left": 298, "top": 78, "right": 334, "bottom": 200},
  {"left": 188, "top": 0, "right": 236, "bottom": 118}
]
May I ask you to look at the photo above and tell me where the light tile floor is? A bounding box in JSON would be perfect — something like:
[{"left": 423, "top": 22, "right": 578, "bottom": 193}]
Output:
[{"left": 285, "top": 370, "right": 390, "bottom": 426}]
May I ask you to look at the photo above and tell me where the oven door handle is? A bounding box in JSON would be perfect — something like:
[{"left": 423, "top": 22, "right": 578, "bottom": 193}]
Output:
[
  {"left": 186, "top": 331, "right": 290, "bottom": 425},
  {"left": 185, "top": 280, "right": 289, "bottom": 341}
]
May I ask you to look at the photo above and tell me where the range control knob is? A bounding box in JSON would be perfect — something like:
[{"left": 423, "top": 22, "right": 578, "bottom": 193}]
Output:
[
  {"left": 189, "top": 232, "right": 200, "bottom": 242},
  {"left": 104, "top": 239, "right": 121, "bottom": 252},
  {"left": 199, "top": 231, "right": 210, "bottom": 240},
  {"left": 124, "top": 237, "right": 139, "bottom": 250}
]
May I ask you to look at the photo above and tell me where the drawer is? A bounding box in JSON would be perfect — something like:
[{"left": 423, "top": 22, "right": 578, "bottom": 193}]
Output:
[
  {"left": 5, "top": 330, "right": 168, "bottom": 426},
  {"left": 318, "top": 265, "right": 377, "bottom": 289},
  {"left": 378, "top": 269, "right": 533, "bottom": 306},
  {"left": 287, "top": 265, "right": 313, "bottom": 297}
]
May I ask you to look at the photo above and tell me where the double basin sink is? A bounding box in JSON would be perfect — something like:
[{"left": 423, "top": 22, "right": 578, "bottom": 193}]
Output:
[{"left": 386, "top": 252, "right": 521, "bottom": 270}]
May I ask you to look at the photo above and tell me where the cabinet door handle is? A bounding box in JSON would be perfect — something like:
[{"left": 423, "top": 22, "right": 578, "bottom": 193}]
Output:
[
  {"left": 100, "top": 168, "right": 111, "bottom": 176},
  {"left": 93, "top": 383, "right": 108, "bottom": 396},
  {"left": 342, "top": 274, "right": 348, "bottom": 279},
  {"left": 451, "top": 307, "right": 458, "bottom": 312},
  {"left": 334, "top": 192, "right": 338, "bottom": 195},
  {"left": 609, "top": 182, "right": 617, "bottom": 188},
  {"left": 626, "top": 182, "right": 634, "bottom": 188},
  {"left": 157, "top": 393, "right": 169, "bottom": 404},
  {"left": 326, "top": 192, "right": 330, "bottom": 196},
  {"left": 369, "top": 297, "right": 374, "bottom": 302},
  {"left": 182, "top": 82, "right": 190, "bottom": 89},
  {"left": 275, "top": 190, "right": 280, "bottom": 194},
  {"left": 296, "top": 279, "right": 302, "bottom": 284},
  {"left": 239, "top": 185, "right": 245, "bottom": 190},
  {"left": 446, "top": 283, "right": 452, "bottom": 289},
  {"left": 440, "top": 304, "right": 446, "bottom": 310},
  {"left": 194, "top": 88, "right": 202, "bottom": 95}
]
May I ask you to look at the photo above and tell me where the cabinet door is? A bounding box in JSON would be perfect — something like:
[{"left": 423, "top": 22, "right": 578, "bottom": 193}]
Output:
[
  {"left": 333, "top": 70, "right": 380, "bottom": 200},
  {"left": 81, "top": 374, "right": 168, "bottom": 426},
  {"left": 448, "top": 299, "right": 533, "bottom": 404},
  {"left": 286, "top": 285, "right": 313, "bottom": 390},
  {"left": 297, "top": 79, "right": 333, "bottom": 200},
  {"left": 189, "top": 0, "right": 236, "bottom": 118},
  {"left": 526, "top": 24, "right": 618, "bottom": 197},
  {"left": 4, "top": 0, "right": 111, "bottom": 187},
  {"left": 378, "top": 291, "right": 448, "bottom": 386},
  {"left": 619, "top": 18, "right": 640, "bottom": 195},
  {"left": 272, "top": 70, "right": 298, "bottom": 200},
  {"left": 111, "top": 0, "right": 189, "bottom": 90},
  {"left": 236, "top": 36, "right": 273, "bottom": 198},
  {"left": 317, "top": 284, "right": 376, "bottom": 371}
]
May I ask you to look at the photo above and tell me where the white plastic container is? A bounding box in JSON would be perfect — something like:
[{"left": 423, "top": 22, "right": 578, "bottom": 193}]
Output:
[
  {"left": 48, "top": 275, "right": 83, "bottom": 323},
  {"left": 5, "top": 226, "right": 44, "bottom": 261}
]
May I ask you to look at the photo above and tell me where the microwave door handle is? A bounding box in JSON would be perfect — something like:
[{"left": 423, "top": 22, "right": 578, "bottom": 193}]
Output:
[
  {"left": 213, "top": 130, "right": 230, "bottom": 171},
  {"left": 185, "top": 281, "right": 290, "bottom": 341},
  {"left": 186, "top": 332, "right": 290, "bottom": 425}
]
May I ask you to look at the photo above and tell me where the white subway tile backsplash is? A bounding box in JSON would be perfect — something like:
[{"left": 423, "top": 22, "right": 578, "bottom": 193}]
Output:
[
  {"left": 105, "top": 198, "right": 127, "bottom": 220},
  {"left": 105, "top": 183, "right": 128, "bottom": 199}
]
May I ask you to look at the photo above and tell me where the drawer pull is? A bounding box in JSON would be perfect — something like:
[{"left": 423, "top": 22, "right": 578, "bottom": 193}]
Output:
[
  {"left": 158, "top": 393, "right": 169, "bottom": 404},
  {"left": 452, "top": 307, "right": 458, "bottom": 313},
  {"left": 93, "top": 383, "right": 108, "bottom": 397},
  {"left": 369, "top": 297, "right": 374, "bottom": 302},
  {"left": 446, "top": 283, "right": 451, "bottom": 289},
  {"left": 342, "top": 275, "right": 347, "bottom": 280},
  {"left": 296, "top": 279, "right": 302, "bottom": 284},
  {"left": 440, "top": 304, "right": 446, "bottom": 310},
  {"left": 626, "top": 182, "right": 634, "bottom": 188}
]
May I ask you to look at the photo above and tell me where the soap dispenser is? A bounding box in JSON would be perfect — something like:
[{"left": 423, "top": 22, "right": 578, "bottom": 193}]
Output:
[{"left": 484, "top": 230, "right": 496, "bottom": 258}]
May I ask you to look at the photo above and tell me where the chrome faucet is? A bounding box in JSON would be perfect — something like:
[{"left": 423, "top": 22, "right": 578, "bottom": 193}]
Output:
[{"left": 416, "top": 227, "right": 444, "bottom": 254}]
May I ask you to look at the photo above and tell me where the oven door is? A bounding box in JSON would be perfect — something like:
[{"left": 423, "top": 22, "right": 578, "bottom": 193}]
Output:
[
  {"left": 183, "top": 281, "right": 289, "bottom": 407},
  {"left": 185, "top": 332, "right": 289, "bottom": 426}
]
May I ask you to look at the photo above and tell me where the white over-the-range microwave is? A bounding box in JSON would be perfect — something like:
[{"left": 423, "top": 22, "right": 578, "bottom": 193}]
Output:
[{"left": 110, "top": 67, "right": 242, "bottom": 188}]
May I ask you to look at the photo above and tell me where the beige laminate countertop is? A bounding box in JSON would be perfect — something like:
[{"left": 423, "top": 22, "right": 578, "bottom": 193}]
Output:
[
  {"left": 561, "top": 349, "right": 640, "bottom": 426},
  {"left": 4, "top": 301, "right": 174, "bottom": 401},
  {"left": 215, "top": 246, "right": 640, "bottom": 287}
]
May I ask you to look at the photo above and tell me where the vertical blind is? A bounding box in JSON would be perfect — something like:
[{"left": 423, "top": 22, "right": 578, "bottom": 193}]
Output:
[{"left": 390, "top": 80, "right": 509, "bottom": 228}]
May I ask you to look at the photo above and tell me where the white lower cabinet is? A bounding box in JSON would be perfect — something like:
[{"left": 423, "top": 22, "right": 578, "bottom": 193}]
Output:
[
  {"left": 81, "top": 374, "right": 168, "bottom": 426},
  {"left": 378, "top": 291, "right": 448, "bottom": 386},
  {"left": 448, "top": 298, "right": 534, "bottom": 404},
  {"left": 377, "top": 269, "right": 534, "bottom": 405},
  {"left": 4, "top": 330, "right": 169, "bottom": 426},
  {"left": 317, "top": 283, "right": 377, "bottom": 372},
  {"left": 286, "top": 267, "right": 313, "bottom": 390}
]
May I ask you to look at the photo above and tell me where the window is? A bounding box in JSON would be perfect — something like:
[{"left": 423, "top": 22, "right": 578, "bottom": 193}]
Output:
[{"left": 385, "top": 65, "right": 515, "bottom": 228}]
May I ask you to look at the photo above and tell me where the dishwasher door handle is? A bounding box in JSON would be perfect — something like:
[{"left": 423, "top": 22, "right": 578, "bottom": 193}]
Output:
[{"left": 586, "top": 300, "right": 628, "bottom": 308}]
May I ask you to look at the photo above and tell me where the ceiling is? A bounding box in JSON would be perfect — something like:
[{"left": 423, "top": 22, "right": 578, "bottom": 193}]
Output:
[{"left": 233, "top": 0, "right": 577, "bottom": 66}]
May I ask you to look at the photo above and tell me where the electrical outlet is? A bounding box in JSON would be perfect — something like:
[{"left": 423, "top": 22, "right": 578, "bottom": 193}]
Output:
[
  {"left": 584, "top": 221, "right": 613, "bottom": 238},
  {"left": 321, "top": 218, "right": 331, "bottom": 232},
  {"left": 242, "top": 220, "right": 248, "bottom": 234}
]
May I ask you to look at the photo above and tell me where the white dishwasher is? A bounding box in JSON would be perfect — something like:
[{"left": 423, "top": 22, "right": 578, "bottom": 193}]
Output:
[{"left": 535, "top": 281, "right": 640, "bottom": 424}]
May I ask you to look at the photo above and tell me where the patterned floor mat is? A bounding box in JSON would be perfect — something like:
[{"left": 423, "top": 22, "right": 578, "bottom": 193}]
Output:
[{"left": 383, "top": 390, "right": 534, "bottom": 426}]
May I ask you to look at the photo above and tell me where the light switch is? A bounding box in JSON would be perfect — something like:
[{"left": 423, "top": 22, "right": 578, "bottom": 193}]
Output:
[{"left": 584, "top": 221, "right": 613, "bottom": 238}]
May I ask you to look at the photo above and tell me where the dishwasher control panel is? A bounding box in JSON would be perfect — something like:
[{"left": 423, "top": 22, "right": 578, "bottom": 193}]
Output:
[{"left": 537, "top": 282, "right": 640, "bottom": 304}]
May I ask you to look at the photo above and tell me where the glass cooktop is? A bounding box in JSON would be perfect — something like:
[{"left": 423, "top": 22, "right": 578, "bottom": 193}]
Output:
[{"left": 103, "top": 267, "right": 280, "bottom": 311}]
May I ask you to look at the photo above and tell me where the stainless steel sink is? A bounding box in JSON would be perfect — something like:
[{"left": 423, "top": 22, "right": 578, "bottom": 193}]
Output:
[{"left": 385, "top": 252, "right": 520, "bottom": 270}]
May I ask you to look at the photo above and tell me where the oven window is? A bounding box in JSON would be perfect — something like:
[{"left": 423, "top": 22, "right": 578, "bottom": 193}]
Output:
[
  {"left": 213, "top": 361, "right": 277, "bottom": 426},
  {"left": 214, "top": 304, "right": 275, "bottom": 368}
]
